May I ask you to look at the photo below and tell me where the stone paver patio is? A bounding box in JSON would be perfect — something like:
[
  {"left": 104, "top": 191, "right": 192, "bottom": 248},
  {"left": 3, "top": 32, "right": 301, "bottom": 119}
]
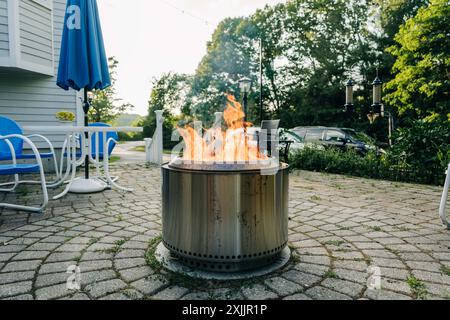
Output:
[{"left": 0, "top": 164, "right": 449, "bottom": 300}]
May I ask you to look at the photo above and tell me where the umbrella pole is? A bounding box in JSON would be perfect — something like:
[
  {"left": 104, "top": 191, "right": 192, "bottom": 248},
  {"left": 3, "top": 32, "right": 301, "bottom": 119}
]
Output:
[
  {"left": 67, "top": 89, "right": 106, "bottom": 195},
  {"left": 83, "top": 88, "right": 90, "bottom": 180}
]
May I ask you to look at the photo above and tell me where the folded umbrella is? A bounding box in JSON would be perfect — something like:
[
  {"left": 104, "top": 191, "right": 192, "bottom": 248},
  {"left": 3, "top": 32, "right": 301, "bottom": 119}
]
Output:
[{"left": 57, "top": 0, "right": 111, "bottom": 190}]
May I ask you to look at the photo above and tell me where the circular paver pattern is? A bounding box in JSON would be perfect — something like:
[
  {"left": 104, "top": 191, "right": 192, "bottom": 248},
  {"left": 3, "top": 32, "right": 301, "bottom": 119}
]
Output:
[{"left": 0, "top": 164, "right": 449, "bottom": 300}]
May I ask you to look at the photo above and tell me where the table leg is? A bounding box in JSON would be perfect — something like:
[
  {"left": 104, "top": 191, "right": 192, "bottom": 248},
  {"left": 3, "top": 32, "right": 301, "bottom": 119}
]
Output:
[
  {"left": 51, "top": 134, "right": 72, "bottom": 188},
  {"left": 54, "top": 134, "right": 78, "bottom": 200},
  {"left": 95, "top": 131, "right": 101, "bottom": 177},
  {"left": 102, "top": 132, "right": 133, "bottom": 192}
]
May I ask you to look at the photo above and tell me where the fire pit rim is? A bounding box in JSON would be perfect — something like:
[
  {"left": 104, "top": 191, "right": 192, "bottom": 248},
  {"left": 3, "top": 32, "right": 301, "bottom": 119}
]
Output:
[{"left": 166, "top": 157, "right": 288, "bottom": 174}]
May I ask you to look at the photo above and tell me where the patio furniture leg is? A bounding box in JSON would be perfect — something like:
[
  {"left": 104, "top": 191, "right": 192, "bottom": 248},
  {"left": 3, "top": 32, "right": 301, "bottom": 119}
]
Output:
[
  {"left": 87, "top": 131, "right": 104, "bottom": 180},
  {"left": 439, "top": 163, "right": 450, "bottom": 230},
  {"left": 95, "top": 131, "right": 101, "bottom": 177},
  {"left": 28, "top": 134, "right": 61, "bottom": 179},
  {"left": 0, "top": 139, "right": 19, "bottom": 192},
  {"left": 102, "top": 135, "right": 133, "bottom": 192},
  {"left": 58, "top": 134, "right": 73, "bottom": 184},
  {"left": 53, "top": 134, "right": 78, "bottom": 200},
  {"left": 0, "top": 175, "right": 19, "bottom": 192},
  {"left": 0, "top": 135, "right": 48, "bottom": 213},
  {"left": 1, "top": 134, "right": 67, "bottom": 190}
]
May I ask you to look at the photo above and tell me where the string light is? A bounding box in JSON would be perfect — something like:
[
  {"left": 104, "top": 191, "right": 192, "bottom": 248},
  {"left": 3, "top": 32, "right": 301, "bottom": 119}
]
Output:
[{"left": 157, "top": 0, "right": 212, "bottom": 27}]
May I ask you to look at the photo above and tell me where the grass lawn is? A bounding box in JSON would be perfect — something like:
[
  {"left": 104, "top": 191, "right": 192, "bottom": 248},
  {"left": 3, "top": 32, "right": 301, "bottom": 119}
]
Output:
[
  {"left": 109, "top": 156, "right": 121, "bottom": 163},
  {"left": 132, "top": 146, "right": 173, "bottom": 155},
  {"left": 132, "top": 146, "right": 145, "bottom": 152}
]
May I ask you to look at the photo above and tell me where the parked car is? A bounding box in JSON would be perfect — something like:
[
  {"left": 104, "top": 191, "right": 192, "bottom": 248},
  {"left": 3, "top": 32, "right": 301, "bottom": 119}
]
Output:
[
  {"left": 279, "top": 129, "right": 325, "bottom": 153},
  {"left": 247, "top": 128, "right": 323, "bottom": 157},
  {"left": 292, "top": 126, "right": 384, "bottom": 155}
]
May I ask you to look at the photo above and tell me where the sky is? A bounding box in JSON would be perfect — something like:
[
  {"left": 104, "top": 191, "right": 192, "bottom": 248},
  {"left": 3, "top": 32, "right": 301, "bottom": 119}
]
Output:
[{"left": 97, "top": 0, "right": 286, "bottom": 116}]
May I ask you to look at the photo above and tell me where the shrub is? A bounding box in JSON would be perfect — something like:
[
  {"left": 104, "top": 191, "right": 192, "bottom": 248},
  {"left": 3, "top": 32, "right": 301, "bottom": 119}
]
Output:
[
  {"left": 117, "top": 131, "right": 143, "bottom": 142},
  {"left": 289, "top": 135, "right": 448, "bottom": 186},
  {"left": 290, "top": 119, "right": 449, "bottom": 185},
  {"left": 290, "top": 148, "right": 390, "bottom": 181},
  {"left": 385, "top": 119, "right": 450, "bottom": 185}
]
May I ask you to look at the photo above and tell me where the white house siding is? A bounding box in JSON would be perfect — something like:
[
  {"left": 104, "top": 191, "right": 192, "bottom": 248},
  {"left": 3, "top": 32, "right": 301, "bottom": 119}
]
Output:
[
  {"left": 0, "top": 0, "right": 79, "bottom": 149},
  {"left": 19, "top": 0, "right": 53, "bottom": 68},
  {"left": 0, "top": 0, "right": 8, "bottom": 58}
]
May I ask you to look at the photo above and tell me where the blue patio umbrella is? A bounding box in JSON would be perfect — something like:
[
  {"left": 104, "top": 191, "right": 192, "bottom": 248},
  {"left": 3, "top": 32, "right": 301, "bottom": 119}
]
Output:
[{"left": 57, "top": 0, "right": 110, "bottom": 181}]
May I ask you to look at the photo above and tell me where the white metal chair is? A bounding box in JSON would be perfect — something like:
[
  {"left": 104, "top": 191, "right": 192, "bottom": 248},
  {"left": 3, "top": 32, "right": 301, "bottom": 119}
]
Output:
[
  {"left": 0, "top": 134, "right": 48, "bottom": 213},
  {"left": 439, "top": 162, "right": 450, "bottom": 230},
  {"left": 0, "top": 116, "right": 61, "bottom": 189}
]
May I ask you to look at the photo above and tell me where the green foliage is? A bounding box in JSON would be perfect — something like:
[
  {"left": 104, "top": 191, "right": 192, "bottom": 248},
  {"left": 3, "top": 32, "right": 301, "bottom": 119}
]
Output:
[
  {"left": 142, "top": 73, "right": 191, "bottom": 149},
  {"left": 290, "top": 148, "right": 388, "bottom": 180},
  {"left": 114, "top": 114, "right": 144, "bottom": 141},
  {"left": 145, "top": 235, "right": 163, "bottom": 272},
  {"left": 185, "top": 0, "right": 381, "bottom": 131},
  {"left": 290, "top": 119, "right": 449, "bottom": 186},
  {"left": 385, "top": 0, "right": 450, "bottom": 118},
  {"left": 407, "top": 276, "right": 428, "bottom": 300},
  {"left": 109, "top": 156, "right": 121, "bottom": 164},
  {"left": 386, "top": 119, "right": 450, "bottom": 183},
  {"left": 151, "top": 0, "right": 431, "bottom": 145},
  {"left": 142, "top": 0, "right": 445, "bottom": 174},
  {"left": 112, "top": 114, "right": 143, "bottom": 127},
  {"left": 89, "top": 57, "right": 134, "bottom": 123},
  {"left": 440, "top": 266, "right": 450, "bottom": 277},
  {"left": 324, "top": 270, "right": 338, "bottom": 279}
]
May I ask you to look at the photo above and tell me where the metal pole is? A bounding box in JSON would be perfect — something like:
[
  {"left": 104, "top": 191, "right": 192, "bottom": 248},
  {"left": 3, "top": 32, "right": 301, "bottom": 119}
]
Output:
[
  {"left": 388, "top": 113, "right": 393, "bottom": 147},
  {"left": 83, "top": 88, "right": 90, "bottom": 179},
  {"left": 259, "top": 38, "right": 263, "bottom": 124},
  {"left": 243, "top": 92, "right": 248, "bottom": 124},
  {"left": 243, "top": 92, "right": 249, "bottom": 160}
]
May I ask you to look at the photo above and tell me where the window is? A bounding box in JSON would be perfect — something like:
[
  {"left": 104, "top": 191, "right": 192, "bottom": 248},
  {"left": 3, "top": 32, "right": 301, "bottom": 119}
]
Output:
[
  {"left": 325, "top": 130, "right": 346, "bottom": 143},
  {"left": 305, "top": 129, "right": 324, "bottom": 142},
  {"left": 282, "top": 131, "right": 303, "bottom": 143},
  {"left": 293, "top": 128, "right": 307, "bottom": 139}
]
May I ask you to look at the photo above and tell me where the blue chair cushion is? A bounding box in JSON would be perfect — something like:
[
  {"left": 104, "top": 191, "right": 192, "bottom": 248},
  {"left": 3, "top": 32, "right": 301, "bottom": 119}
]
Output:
[
  {"left": 0, "top": 164, "right": 40, "bottom": 175},
  {"left": 63, "top": 151, "right": 82, "bottom": 157},
  {"left": 18, "top": 153, "right": 54, "bottom": 160},
  {"left": 0, "top": 153, "right": 54, "bottom": 161},
  {"left": 89, "top": 123, "right": 118, "bottom": 156},
  {"left": 63, "top": 151, "right": 107, "bottom": 159},
  {"left": 0, "top": 116, "right": 24, "bottom": 157}
]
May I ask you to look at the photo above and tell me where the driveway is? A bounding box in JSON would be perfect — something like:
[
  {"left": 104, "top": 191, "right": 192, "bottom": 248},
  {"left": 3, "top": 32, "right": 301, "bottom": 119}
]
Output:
[{"left": 112, "top": 141, "right": 146, "bottom": 164}]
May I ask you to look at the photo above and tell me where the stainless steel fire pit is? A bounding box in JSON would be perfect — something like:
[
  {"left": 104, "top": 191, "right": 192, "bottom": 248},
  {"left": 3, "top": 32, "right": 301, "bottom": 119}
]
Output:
[{"left": 161, "top": 160, "right": 289, "bottom": 273}]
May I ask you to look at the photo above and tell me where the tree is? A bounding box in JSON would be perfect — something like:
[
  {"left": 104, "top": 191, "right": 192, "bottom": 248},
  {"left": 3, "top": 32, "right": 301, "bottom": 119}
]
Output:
[
  {"left": 146, "top": 0, "right": 439, "bottom": 146},
  {"left": 371, "top": 0, "right": 430, "bottom": 88},
  {"left": 186, "top": 0, "right": 377, "bottom": 130},
  {"left": 385, "top": 0, "right": 450, "bottom": 119},
  {"left": 89, "top": 57, "right": 134, "bottom": 123},
  {"left": 143, "top": 73, "right": 191, "bottom": 148},
  {"left": 187, "top": 17, "right": 256, "bottom": 124}
]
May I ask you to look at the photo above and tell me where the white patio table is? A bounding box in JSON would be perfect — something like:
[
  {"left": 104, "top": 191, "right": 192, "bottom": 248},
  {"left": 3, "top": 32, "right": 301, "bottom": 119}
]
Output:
[{"left": 23, "top": 126, "right": 143, "bottom": 200}]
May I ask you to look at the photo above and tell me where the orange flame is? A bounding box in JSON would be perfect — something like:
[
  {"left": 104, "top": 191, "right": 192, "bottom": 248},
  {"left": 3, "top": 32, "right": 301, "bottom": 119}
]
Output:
[{"left": 178, "top": 95, "right": 266, "bottom": 163}]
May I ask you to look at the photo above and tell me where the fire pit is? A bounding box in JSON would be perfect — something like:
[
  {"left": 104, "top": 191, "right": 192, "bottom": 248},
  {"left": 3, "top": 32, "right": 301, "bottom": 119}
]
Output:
[{"left": 160, "top": 95, "right": 290, "bottom": 274}]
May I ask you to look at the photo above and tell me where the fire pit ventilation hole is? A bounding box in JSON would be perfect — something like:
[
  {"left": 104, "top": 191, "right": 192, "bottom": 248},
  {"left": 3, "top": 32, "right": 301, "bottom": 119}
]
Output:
[
  {"left": 163, "top": 240, "right": 288, "bottom": 272},
  {"left": 170, "top": 251, "right": 286, "bottom": 273},
  {"left": 164, "top": 240, "right": 287, "bottom": 260},
  {"left": 155, "top": 243, "right": 292, "bottom": 280}
]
